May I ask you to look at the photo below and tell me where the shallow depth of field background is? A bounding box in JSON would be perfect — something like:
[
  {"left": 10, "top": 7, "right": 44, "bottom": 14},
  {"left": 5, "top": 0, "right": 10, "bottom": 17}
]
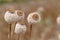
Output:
[{"left": 0, "top": 0, "right": 60, "bottom": 40}]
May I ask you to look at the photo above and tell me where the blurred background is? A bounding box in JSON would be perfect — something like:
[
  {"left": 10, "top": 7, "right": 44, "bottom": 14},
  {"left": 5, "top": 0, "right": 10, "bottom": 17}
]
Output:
[{"left": 0, "top": 0, "right": 60, "bottom": 40}]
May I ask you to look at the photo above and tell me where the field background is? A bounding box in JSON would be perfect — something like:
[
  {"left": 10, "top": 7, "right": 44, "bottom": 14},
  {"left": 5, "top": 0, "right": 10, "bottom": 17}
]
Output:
[{"left": 0, "top": 0, "right": 60, "bottom": 40}]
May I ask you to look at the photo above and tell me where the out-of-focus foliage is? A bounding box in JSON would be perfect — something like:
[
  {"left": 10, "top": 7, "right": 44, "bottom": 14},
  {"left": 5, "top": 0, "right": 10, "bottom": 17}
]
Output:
[
  {"left": 0, "top": 0, "right": 28, "bottom": 3},
  {"left": 0, "top": 0, "right": 13, "bottom": 3}
]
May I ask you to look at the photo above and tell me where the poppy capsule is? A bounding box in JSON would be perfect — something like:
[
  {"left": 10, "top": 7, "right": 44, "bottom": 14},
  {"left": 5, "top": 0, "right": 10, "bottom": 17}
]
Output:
[
  {"left": 4, "top": 9, "right": 19, "bottom": 24},
  {"left": 57, "top": 16, "right": 60, "bottom": 25},
  {"left": 58, "top": 34, "right": 60, "bottom": 40},
  {"left": 15, "top": 10, "right": 25, "bottom": 20},
  {"left": 37, "top": 7, "right": 44, "bottom": 13},
  {"left": 27, "top": 12, "right": 41, "bottom": 24},
  {"left": 14, "top": 23, "right": 27, "bottom": 34},
  {"left": 4, "top": 9, "right": 18, "bottom": 40}
]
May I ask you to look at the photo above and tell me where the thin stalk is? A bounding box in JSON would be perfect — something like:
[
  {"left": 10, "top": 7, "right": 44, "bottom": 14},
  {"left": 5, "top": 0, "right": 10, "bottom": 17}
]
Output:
[{"left": 17, "top": 34, "right": 20, "bottom": 40}]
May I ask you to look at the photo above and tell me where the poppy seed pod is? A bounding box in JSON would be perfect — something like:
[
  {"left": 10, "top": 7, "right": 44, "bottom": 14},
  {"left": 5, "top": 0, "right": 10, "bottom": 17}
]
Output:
[
  {"left": 57, "top": 16, "right": 60, "bottom": 25},
  {"left": 27, "top": 12, "right": 41, "bottom": 24},
  {"left": 15, "top": 10, "right": 25, "bottom": 20},
  {"left": 14, "top": 23, "right": 27, "bottom": 34},
  {"left": 37, "top": 7, "right": 44, "bottom": 13},
  {"left": 4, "top": 9, "right": 19, "bottom": 24},
  {"left": 58, "top": 34, "right": 60, "bottom": 40}
]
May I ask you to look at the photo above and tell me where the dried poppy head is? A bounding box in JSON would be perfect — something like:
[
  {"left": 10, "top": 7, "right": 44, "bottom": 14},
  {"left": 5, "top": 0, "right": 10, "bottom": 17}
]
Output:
[
  {"left": 57, "top": 16, "right": 60, "bottom": 24},
  {"left": 8, "top": 9, "right": 15, "bottom": 13},
  {"left": 32, "top": 14, "right": 39, "bottom": 21},
  {"left": 14, "top": 23, "right": 27, "bottom": 34},
  {"left": 17, "top": 10, "right": 24, "bottom": 16}
]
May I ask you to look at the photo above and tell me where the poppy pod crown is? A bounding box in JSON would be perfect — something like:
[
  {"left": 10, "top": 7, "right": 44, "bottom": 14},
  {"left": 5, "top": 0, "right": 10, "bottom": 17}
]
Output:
[
  {"left": 32, "top": 14, "right": 39, "bottom": 21},
  {"left": 17, "top": 10, "right": 24, "bottom": 16},
  {"left": 8, "top": 9, "right": 15, "bottom": 13}
]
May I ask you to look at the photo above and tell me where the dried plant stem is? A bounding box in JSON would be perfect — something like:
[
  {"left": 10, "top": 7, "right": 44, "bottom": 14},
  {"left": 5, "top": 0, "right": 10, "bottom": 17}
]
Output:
[
  {"left": 11, "top": 22, "right": 16, "bottom": 40},
  {"left": 8, "top": 24, "right": 11, "bottom": 40},
  {"left": 17, "top": 34, "right": 20, "bottom": 40},
  {"left": 30, "top": 24, "right": 32, "bottom": 38}
]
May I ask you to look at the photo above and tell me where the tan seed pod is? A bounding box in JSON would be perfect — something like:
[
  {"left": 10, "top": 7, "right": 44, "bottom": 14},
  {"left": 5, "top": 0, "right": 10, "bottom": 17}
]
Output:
[{"left": 27, "top": 12, "right": 41, "bottom": 24}]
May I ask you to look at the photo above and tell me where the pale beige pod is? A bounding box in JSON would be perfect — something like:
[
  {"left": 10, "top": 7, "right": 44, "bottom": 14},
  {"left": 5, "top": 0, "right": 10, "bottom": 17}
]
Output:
[
  {"left": 37, "top": 7, "right": 44, "bottom": 13},
  {"left": 27, "top": 12, "right": 41, "bottom": 39},
  {"left": 58, "top": 34, "right": 60, "bottom": 40},
  {"left": 4, "top": 9, "right": 18, "bottom": 40},
  {"left": 27, "top": 12, "right": 41, "bottom": 24},
  {"left": 57, "top": 16, "right": 60, "bottom": 25},
  {"left": 4, "top": 9, "right": 19, "bottom": 24},
  {"left": 14, "top": 23, "right": 27, "bottom": 34},
  {"left": 15, "top": 10, "right": 25, "bottom": 21}
]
